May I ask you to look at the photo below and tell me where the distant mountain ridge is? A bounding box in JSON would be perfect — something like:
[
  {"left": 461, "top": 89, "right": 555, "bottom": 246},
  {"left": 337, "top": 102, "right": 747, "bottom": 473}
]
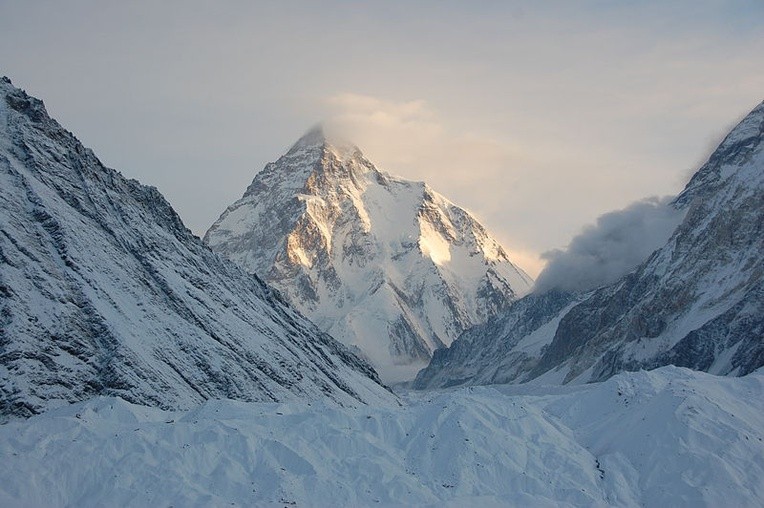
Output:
[
  {"left": 415, "top": 99, "right": 764, "bottom": 389},
  {"left": 205, "top": 126, "right": 533, "bottom": 382},
  {"left": 0, "top": 77, "right": 395, "bottom": 420}
]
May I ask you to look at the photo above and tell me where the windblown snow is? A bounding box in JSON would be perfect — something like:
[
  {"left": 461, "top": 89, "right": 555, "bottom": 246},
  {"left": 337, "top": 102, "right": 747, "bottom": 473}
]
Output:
[{"left": 1, "top": 367, "right": 762, "bottom": 507}]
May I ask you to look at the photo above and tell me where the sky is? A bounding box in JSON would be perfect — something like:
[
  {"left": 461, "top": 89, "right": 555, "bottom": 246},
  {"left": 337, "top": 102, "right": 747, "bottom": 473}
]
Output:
[{"left": 1, "top": 0, "right": 762, "bottom": 276}]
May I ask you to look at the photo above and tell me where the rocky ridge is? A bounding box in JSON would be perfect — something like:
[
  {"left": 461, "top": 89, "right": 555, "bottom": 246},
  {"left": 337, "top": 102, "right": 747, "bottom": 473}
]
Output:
[{"left": 0, "top": 77, "right": 395, "bottom": 420}]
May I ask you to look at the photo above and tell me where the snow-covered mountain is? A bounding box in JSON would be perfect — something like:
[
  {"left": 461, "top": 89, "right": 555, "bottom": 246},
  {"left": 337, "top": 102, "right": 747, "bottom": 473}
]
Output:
[
  {"left": 0, "top": 77, "right": 396, "bottom": 420},
  {"left": 205, "top": 127, "right": 533, "bottom": 382},
  {"left": 415, "top": 100, "right": 764, "bottom": 389},
  {"left": 414, "top": 290, "right": 579, "bottom": 388}
]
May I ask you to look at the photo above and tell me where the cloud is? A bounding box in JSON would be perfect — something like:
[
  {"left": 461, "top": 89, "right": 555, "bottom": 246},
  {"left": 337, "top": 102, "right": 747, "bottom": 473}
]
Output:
[
  {"left": 323, "top": 93, "right": 444, "bottom": 167},
  {"left": 533, "top": 196, "right": 685, "bottom": 293},
  {"left": 323, "top": 93, "right": 530, "bottom": 177},
  {"left": 326, "top": 93, "right": 436, "bottom": 130}
]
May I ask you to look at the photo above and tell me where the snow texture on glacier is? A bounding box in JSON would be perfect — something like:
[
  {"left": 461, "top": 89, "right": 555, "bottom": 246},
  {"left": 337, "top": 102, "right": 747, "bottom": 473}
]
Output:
[{"left": 0, "top": 366, "right": 761, "bottom": 507}]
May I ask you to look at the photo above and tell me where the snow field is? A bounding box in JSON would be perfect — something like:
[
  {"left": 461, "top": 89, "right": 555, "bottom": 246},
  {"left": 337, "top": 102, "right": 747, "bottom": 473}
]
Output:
[{"left": 1, "top": 366, "right": 761, "bottom": 507}]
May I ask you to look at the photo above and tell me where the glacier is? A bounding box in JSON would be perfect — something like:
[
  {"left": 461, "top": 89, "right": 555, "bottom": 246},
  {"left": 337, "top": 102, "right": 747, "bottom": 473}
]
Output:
[{"left": 0, "top": 366, "right": 762, "bottom": 507}]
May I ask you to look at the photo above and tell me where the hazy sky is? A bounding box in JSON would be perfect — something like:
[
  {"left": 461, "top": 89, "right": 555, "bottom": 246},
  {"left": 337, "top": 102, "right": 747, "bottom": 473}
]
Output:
[{"left": 2, "top": 0, "right": 762, "bottom": 276}]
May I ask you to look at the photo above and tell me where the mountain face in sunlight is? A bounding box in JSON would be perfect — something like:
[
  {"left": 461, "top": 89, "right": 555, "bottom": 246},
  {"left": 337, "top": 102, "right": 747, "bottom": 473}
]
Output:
[{"left": 205, "top": 127, "right": 533, "bottom": 383}]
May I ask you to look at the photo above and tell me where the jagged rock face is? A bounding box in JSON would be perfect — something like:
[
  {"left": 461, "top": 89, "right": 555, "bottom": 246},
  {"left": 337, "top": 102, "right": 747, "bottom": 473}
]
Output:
[
  {"left": 205, "top": 127, "right": 533, "bottom": 382},
  {"left": 0, "top": 78, "right": 395, "bottom": 420},
  {"left": 415, "top": 100, "right": 764, "bottom": 388},
  {"left": 543, "top": 100, "right": 764, "bottom": 383}
]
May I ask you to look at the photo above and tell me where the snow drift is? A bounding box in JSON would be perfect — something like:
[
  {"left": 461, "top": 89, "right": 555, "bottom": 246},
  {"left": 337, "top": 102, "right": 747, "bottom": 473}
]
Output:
[{"left": 0, "top": 366, "right": 761, "bottom": 507}]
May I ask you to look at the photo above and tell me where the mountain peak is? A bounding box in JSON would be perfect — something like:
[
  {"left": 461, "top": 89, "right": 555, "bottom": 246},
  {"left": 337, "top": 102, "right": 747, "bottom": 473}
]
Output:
[
  {"left": 290, "top": 124, "right": 327, "bottom": 149},
  {"left": 415, "top": 98, "right": 764, "bottom": 390},
  {"left": 674, "top": 99, "right": 764, "bottom": 208},
  {"left": 286, "top": 124, "right": 363, "bottom": 162},
  {"left": 207, "top": 126, "right": 534, "bottom": 382},
  {"left": 1, "top": 78, "right": 52, "bottom": 128},
  {"left": 709, "top": 99, "right": 764, "bottom": 158}
]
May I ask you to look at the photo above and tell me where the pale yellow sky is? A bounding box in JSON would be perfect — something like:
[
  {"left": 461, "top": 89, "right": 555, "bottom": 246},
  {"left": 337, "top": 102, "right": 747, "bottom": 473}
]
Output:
[{"left": 1, "top": 1, "right": 762, "bottom": 277}]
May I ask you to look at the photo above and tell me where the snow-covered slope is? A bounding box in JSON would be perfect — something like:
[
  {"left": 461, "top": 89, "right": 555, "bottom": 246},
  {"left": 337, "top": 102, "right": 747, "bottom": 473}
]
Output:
[
  {"left": 414, "top": 290, "right": 580, "bottom": 389},
  {"left": 0, "top": 77, "right": 395, "bottom": 420},
  {"left": 205, "top": 127, "right": 532, "bottom": 382},
  {"left": 416, "top": 100, "right": 764, "bottom": 389},
  {"left": 1, "top": 366, "right": 761, "bottom": 507}
]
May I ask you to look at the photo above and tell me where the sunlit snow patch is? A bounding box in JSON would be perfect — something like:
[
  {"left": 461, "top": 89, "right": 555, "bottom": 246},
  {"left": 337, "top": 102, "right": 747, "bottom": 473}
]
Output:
[{"left": 418, "top": 219, "right": 452, "bottom": 265}]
